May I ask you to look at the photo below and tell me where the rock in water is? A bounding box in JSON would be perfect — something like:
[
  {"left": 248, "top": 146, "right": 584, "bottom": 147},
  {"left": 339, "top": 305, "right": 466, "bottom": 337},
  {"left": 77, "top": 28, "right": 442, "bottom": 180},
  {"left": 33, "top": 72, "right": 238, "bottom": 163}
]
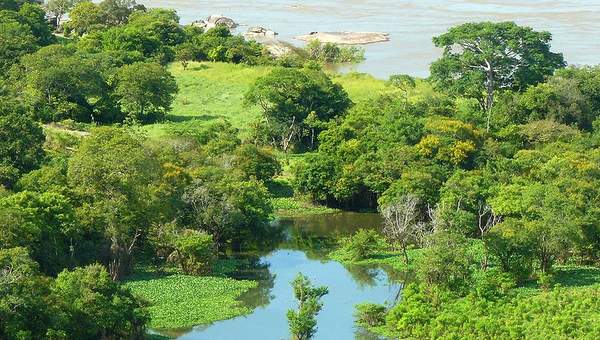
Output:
[
  {"left": 244, "top": 26, "right": 278, "bottom": 39},
  {"left": 207, "top": 15, "right": 238, "bottom": 29},
  {"left": 263, "top": 41, "right": 294, "bottom": 58},
  {"left": 242, "top": 29, "right": 292, "bottom": 58},
  {"left": 295, "top": 31, "right": 390, "bottom": 45},
  {"left": 192, "top": 15, "right": 238, "bottom": 30}
]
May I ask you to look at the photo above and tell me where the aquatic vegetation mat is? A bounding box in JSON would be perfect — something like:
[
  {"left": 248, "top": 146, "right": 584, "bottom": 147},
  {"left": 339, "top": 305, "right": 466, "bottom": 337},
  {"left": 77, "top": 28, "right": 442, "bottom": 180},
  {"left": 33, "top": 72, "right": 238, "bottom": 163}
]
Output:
[{"left": 124, "top": 274, "right": 258, "bottom": 329}]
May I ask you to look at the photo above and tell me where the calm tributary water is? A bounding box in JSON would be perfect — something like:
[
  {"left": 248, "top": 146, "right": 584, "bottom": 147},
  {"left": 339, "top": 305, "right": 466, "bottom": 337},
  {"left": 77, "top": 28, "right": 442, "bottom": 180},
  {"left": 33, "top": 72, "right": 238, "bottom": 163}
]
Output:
[
  {"left": 166, "top": 212, "right": 402, "bottom": 340},
  {"left": 139, "top": 0, "right": 600, "bottom": 78}
]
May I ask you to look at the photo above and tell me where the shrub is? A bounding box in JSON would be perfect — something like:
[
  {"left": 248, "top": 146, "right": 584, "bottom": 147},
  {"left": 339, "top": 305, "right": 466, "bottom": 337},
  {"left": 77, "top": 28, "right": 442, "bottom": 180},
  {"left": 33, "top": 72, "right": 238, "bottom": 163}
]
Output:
[
  {"left": 472, "top": 268, "right": 516, "bottom": 299},
  {"left": 416, "top": 231, "right": 475, "bottom": 293},
  {"left": 537, "top": 271, "right": 555, "bottom": 291},
  {"left": 53, "top": 264, "right": 148, "bottom": 339},
  {"left": 354, "top": 303, "right": 386, "bottom": 327},
  {"left": 337, "top": 229, "right": 383, "bottom": 261},
  {"left": 168, "top": 229, "right": 215, "bottom": 275}
]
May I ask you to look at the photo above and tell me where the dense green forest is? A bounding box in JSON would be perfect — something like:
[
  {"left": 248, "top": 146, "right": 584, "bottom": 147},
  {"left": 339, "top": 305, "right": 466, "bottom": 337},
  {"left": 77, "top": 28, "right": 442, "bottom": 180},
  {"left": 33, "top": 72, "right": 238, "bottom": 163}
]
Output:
[{"left": 1, "top": 0, "right": 600, "bottom": 339}]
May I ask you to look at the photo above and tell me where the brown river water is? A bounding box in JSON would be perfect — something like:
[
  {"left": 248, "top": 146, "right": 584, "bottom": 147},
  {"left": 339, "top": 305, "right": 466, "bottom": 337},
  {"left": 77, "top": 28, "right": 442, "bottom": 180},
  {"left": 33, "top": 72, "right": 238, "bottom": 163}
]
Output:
[{"left": 140, "top": 0, "right": 600, "bottom": 78}]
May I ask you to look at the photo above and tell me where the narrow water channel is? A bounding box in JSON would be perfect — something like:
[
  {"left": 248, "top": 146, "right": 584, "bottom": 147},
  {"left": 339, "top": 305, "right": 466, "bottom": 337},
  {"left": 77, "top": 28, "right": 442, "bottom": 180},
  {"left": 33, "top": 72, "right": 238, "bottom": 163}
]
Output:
[{"left": 176, "top": 212, "right": 402, "bottom": 339}]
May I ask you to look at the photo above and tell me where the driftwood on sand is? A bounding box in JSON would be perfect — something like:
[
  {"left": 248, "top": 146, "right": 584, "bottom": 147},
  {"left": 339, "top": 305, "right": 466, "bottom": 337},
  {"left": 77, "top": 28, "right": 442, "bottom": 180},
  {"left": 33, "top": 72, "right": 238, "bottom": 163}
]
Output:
[{"left": 295, "top": 31, "right": 390, "bottom": 45}]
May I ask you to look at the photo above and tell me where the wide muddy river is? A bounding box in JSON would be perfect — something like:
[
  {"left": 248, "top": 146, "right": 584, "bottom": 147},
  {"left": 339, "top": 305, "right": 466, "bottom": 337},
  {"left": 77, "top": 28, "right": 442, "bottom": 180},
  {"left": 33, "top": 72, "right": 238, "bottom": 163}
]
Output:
[{"left": 139, "top": 0, "right": 600, "bottom": 78}]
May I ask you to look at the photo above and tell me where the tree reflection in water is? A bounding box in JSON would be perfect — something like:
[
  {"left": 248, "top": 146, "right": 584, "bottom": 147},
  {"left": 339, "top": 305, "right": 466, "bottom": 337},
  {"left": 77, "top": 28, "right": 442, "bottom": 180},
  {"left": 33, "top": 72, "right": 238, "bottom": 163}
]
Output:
[{"left": 194, "top": 212, "right": 406, "bottom": 339}]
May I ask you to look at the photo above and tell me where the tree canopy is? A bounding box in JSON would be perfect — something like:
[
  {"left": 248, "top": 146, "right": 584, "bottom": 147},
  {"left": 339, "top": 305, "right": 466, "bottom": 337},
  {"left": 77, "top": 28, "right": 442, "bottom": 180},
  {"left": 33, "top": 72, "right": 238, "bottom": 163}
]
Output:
[
  {"left": 0, "top": 104, "right": 45, "bottom": 187},
  {"left": 114, "top": 61, "right": 178, "bottom": 123},
  {"left": 245, "top": 67, "right": 352, "bottom": 151},
  {"left": 430, "top": 22, "right": 565, "bottom": 130}
]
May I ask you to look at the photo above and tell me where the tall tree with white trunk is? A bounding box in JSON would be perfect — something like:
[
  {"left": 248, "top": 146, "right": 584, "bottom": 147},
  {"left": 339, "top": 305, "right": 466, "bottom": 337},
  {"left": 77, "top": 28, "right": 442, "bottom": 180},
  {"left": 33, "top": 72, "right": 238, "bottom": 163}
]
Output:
[{"left": 430, "top": 21, "right": 565, "bottom": 131}]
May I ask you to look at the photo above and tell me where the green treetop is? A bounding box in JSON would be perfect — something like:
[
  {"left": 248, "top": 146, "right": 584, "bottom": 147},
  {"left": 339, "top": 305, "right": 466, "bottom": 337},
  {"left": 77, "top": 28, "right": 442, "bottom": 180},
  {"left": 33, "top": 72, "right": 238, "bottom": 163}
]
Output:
[{"left": 430, "top": 21, "right": 565, "bottom": 130}]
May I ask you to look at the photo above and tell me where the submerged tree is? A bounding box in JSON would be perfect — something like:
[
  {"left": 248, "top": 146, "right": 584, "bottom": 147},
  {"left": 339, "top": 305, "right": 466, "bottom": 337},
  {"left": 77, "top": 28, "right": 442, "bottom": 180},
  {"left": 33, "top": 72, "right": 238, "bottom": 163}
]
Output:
[
  {"left": 430, "top": 21, "right": 565, "bottom": 130},
  {"left": 181, "top": 176, "right": 272, "bottom": 251},
  {"left": 168, "top": 229, "right": 215, "bottom": 275},
  {"left": 287, "top": 273, "right": 329, "bottom": 340}
]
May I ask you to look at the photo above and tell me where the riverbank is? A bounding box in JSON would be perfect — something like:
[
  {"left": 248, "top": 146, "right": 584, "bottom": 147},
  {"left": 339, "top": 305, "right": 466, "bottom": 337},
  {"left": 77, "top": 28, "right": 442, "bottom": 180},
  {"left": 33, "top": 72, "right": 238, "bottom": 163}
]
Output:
[
  {"left": 329, "top": 247, "right": 422, "bottom": 272},
  {"left": 272, "top": 197, "right": 339, "bottom": 218},
  {"left": 123, "top": 210, "right": 393, "bottom": 337}
]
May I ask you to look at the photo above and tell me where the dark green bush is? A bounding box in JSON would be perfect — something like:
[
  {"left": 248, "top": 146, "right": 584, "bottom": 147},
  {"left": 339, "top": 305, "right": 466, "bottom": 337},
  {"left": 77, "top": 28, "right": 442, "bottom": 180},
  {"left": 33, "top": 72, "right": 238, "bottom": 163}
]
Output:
[{"left": 337, "top": 229, "right": 383, "bottom": 261}]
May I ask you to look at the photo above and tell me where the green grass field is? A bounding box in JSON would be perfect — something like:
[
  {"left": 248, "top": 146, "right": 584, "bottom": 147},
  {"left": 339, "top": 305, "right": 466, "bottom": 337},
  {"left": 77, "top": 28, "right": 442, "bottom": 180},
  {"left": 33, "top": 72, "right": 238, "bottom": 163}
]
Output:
[
  {"left": 141, "top": 62, "right": 416, "bottom": 139},
  {"left": 142, "top": 62, "right": 273, "bottom": 138}
]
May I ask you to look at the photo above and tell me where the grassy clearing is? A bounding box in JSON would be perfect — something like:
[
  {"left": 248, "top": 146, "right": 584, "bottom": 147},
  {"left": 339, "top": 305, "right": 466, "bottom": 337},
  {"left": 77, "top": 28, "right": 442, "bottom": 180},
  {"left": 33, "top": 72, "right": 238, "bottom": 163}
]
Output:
[
  {"left": 330, "top": 72, "right": 389, "bottom": 102},
  {"left": 142, "top": 62, "right": 395, "bottom": 139},
  {"left": 124, "top": 270, "right": 257, "bottom": 330},
  {"left": 42, "top": 63, "right": 423, "bottom": 144},
  {"left": 143, "top": 62, "right": 272, "bottom": 139}
]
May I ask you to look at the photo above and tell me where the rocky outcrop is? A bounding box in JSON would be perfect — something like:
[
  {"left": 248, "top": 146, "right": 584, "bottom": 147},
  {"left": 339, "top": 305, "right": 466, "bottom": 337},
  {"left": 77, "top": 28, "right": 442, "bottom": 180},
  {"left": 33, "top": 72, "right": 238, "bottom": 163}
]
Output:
[
  {"left": 244, "top": 26, "right": 278, "bottom": 40},
  {"left": 262, "top": 40, "right": 294, "bottom": 58},
  {"left": 192, "top": 15, "right": 238, "bottom": 30},
  {"left": 241, "top": 26, "right": 288, "bottom": 57},
  {"left": 295, "top": 31, "right": 390, "bottom": 45}
]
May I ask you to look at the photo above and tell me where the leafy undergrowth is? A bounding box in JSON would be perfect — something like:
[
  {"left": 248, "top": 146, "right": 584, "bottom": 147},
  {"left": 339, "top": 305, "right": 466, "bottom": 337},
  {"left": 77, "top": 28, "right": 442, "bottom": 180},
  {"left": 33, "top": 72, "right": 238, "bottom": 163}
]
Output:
[
  {"left": 382, "top": 283, "right": 600, "bottom": 339},
  {"left": 271, "top": 197, "right": 339, "bottom": 218},
  {"left": 552, "top": 265, "right": 600, "bottom": 288},
  {"left": 517, "top": 265, "right": 600, "bottom": 294},
  {"left": 367, "top": 265, "right": 600, "bottom": 339},
  {"left": 124, "top": 271, "right": 257, "bottom": 330}
]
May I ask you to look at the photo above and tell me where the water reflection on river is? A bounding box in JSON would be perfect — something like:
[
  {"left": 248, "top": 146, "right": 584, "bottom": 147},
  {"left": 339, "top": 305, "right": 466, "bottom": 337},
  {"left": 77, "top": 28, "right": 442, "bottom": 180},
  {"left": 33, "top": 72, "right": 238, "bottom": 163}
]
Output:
[
  {"left": 139, "top": 0, "right": 600, "bottom": 78},
  {"left": 174, "top": 212, "right": 401, "bottom": 340}
]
